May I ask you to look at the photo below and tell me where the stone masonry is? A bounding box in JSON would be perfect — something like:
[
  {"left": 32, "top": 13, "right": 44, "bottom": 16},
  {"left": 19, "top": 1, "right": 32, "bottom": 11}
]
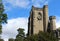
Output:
[{"left": 28, "top": 5, "right": 56, "bottom": 36}]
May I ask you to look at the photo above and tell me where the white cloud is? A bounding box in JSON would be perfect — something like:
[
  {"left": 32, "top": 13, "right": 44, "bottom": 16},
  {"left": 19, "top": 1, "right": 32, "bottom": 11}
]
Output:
[
  {"left": 2, "top": 0, "right": 51, "bottom": 12},
  {"left": 3, "top": 0, "right": 30, "bottom": 8},
  {"left": 2, "top": 0, "right": 31, "bottom": 12},
  {"left": 32, "top": 0, "right": 49, "bottom": 7},
  {"left": 14, "top": 0, "right": 30, "bottom": 8},
  {"left": 1, "top": 17, "right": 28, "bottom": 41},
  {"left": 56, "top": 16, "right": 60, "bottom": 28},
  {"left": 2, "top": 0, "right": 50, "bottom": 10}
]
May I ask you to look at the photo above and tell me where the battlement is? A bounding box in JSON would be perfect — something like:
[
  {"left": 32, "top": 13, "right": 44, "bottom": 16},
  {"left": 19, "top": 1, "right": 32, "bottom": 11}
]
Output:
[
  {"left": 28, "top": 5, "right": 56, "bottom": 36},
  {"left": 49, "top": 16, "right": 56, "bottom": 20},
  {"left": 32, "top": 5, "right": 48, "bottom": 11},
  {"left": 32, "top": 6, "right": 43, "bottom": 11}
]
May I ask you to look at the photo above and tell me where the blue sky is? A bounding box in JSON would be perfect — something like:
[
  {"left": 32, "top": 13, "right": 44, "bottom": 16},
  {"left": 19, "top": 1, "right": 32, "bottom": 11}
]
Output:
[
  {"left": 49, "top": 0, "right": 60, "bottom": 16},
  {"left": 1, "top": 0, "right": 60, "bottom": 41},
  {"left": 2, "top": 0, "right": 60, "bottom": 19}
]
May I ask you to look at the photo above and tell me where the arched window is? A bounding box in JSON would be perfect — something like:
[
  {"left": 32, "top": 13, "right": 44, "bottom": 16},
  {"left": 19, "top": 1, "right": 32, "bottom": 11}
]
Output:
[{"left": 37, "top": 12, "right": 42, "bottom": 20}]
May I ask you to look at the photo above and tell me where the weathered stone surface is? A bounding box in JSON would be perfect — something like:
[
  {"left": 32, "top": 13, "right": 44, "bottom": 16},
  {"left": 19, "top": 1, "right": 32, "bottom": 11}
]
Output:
[
  {"left": 49, "top": 16, "right": 56, "bottom": 30},
  {"left": 28, "top": 5, "right": 56, "bottom": 36},
  {"left": 43, "top": 5, "right": 48, "bottom": 32}
]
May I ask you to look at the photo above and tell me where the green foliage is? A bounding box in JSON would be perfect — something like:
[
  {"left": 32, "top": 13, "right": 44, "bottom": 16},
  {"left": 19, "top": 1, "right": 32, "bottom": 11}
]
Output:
[
  {"left": 24, "top": 31, "right": 58, "bottom": 41},
  {"left": 15, "top": 28, "right": 25, "bottom": 41},
  {"left": 57, "top": 27, "right": 60, "bottom": 31},
  {"left": 0, "top": 0, "right": 2, "bottom": 2},
  {"left": 15, "top": 38, "right": 23, "bottom": 41},
  {"left": 0, "top": 0, "right": 7, "bottom": 35},
  {"left": 38, "top": 31, "right": 58, "bottom": 41},
  {"left": 9, "top": 38, "right": 14, "bottom": 41},
  {"left": 0, "top": 25, "right": 2, "bottom": 34},
  {"left": 16, "top": 28, "right": 25, "bottom": 38},
  {"left": 14, "top": 27, "right": 58, "bottom": 41},
  {"left": 15, "top": 28, "right": 58, "bottom": 41},
  {"left": 26, "top": 35, "right": 38, "bottom": 41},
  {"left": 0, "top": 39, "right": 4, "bottom": 41}
]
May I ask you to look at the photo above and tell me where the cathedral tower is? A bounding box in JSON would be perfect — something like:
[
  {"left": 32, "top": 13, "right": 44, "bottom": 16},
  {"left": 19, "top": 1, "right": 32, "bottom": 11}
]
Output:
[{"left": 43, "top": 5, "right": 48, "bottom": 32}]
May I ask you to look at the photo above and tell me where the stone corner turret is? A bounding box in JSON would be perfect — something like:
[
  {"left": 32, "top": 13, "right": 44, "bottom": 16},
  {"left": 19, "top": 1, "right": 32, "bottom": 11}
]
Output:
[{"left": 49, "top": 16, "right": 56, "bottom": 20}]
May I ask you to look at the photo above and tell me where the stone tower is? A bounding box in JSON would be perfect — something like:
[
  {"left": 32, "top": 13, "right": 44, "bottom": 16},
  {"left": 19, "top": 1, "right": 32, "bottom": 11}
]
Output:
[
  {"left": 28, "top": 5, "right": 57, "bottom": 36},
  {"left": 49, "top": 16, "right": 56, "bottom": 31},
  {"left": 28, "top": 6, "right": 44, "bottom": 36},
  {"left": 43, "top": 5, "right": 48, "bottom": 32}
]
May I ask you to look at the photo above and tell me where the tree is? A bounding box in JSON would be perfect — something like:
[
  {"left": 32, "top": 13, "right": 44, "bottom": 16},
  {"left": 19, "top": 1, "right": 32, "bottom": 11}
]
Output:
[
  {"left": 8, "top": 38, "right": 15, "bottom": 41},
  {"left": 57, "top": 27, "right": 60, "bottom": 30},
  {"left": 0, "top": 0, "right": 7, "bottom": 38},
  {"left": 24, "top": 31, "right": 58, "bottom": 41},
  {"left": 15, "top": 28, "right": 25, "bottom": 41},
  {"left": 38, "top": 31, "right": 58, "bottom": 41}
]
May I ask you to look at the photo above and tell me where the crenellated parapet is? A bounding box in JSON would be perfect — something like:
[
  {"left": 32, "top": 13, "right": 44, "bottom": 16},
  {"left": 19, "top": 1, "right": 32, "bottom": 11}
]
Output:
[
  {"left": 43, "top": 5, "right": 48, "bottom": 8},
  {"left": 32, "top": 6, "right": 43, "bottom": 11},
  {"left": 49, "top": 16, "right": 56, "bottom": 20},
  {"left": 28, "top": 5, "right": 57, "bottom": 36}
]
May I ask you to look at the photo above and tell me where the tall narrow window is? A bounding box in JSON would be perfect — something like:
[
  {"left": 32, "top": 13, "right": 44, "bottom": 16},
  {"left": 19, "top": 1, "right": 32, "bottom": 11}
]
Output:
[{"left": 37, "top": 12, "right": 42, "bottom": 20}]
